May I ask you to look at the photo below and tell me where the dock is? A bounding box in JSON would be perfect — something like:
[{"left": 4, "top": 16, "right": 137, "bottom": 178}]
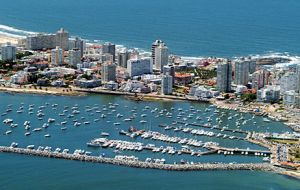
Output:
[{"left": 175, "top": 121, "right": 249, "bottom": 134}]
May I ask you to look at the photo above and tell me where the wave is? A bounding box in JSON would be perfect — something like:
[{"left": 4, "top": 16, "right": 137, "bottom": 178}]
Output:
[
  {"left": 1, "top": 24, "right": 300, "bottom": 66},
  {"left": 0, "top": 24, "right": 36, "bottom": 37},
  {"left": 0, "top": 31, "right": 25, "bottom": 39}
]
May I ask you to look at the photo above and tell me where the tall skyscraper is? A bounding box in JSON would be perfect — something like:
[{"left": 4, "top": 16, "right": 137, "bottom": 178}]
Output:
[
  {"left": 217, "top": 61, "right": 232, "bottom": 92},
  {"left": 69, "top": 48, "right": 81, "bottom": 67},
  {"left": 117, "top": 50, "right": 130, "bottom": 68},
  {"left": 69, "top": 37, "right": 84, "bottom": 57},
  {"left": 154, "top": 43, "right": 168, "bottom": 72},
  {"left": 297, "top": 65, "right": 300, "bottom": 93},
  {"left": 1, "top": 43, "right": 16, "bottom": 61},
  {"left": 127, "top": 57, "right": 152, "bottom": 77},
  {"left": 51, "top": 46, "right": 64, "bottom": 65},
  {"left": 234, "top": 61, "right": 249, "bottom": 85},
  {"left": 151, "top": 40, "right": 164, "bottom": 65},
  {"left": 161, "top": 74, "right": 173, "bottom": 95},
  {"left": 56, "top": 28, "right": 69, "bottom": 51},
  {"left": 102, "top": 42, "right": 116, "bottom": 62},
  {"left": 163, "top": 64, "right": 175, "bottom": 85},
  {"left": 101, "top": 63, "right": 116, "bottom": 82},
  {"left": 252, "top": 69, "right": 270, "bottom": 90}
]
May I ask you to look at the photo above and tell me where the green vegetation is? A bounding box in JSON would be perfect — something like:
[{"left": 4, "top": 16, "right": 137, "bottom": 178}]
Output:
[
  {"left": 0, "top": 60, "right": 15, "bottom": 70},
  {"left": 177, "top": 68, "right": 216, "bottom": 80},
  {"left": 270, "top": 139, "right": 299, "bottom": 145},
  {"left": 241, "top": 93, "right": 257, "bottom": 102},
  {"left": 16, "top": 51, "right": 33, "bottom": 59},
  {"left": 194, "top": 69, "right": 216, "bottom": 79},
  {"left": 289, "top": 148, "right": 300, "bottom": 162}
]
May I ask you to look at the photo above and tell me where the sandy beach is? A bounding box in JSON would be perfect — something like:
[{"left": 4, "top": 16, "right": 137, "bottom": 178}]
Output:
[
  {"left": 0, "top": 86, "right": 85, "bottom": 96},
  {"left": 0, "top": 34, "right": 20, "bottom": 45}
]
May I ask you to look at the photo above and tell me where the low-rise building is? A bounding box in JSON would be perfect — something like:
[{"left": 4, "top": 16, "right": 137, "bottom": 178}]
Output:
[{"left": 257, "top": 85, "right": 280, "bottom": 102}]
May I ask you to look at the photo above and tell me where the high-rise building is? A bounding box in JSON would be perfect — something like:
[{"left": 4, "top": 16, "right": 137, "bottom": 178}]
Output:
[
  {"left": 102, "top": 42, "right": 116, "bottom": 62},
  {"left": 163, "top": 64, "right": 175, "bottom": 85},
  {"left": 69, "top": 37, "right": 84, "bottom": 57},
  {"left": 151, "top": 40, "right": 164, "bottom": 65},
  {"left": 279, "top": 72, "right": 298, "bottom": 95},
  {"left": 26, "top": 33, "right": 56, "bottom": 50},
  {"left": 234, "top": 61, "right": 249, "bottom": 85},
  {"left": 297, "top": 65, "right": 300, "bottom": 93},
  {"left": 51, "top": 46, "right": 64, "bottom": 65},
  {"left": 56, "top": 28, "right": 69, "bottom": 51},
  {"left": 154, "top": 43, "right": 168, "bottom": 72},
  {"left": 1, "top": 43, "right": 16, "bottom": 61},
  {"left": 217, "top": 61, "right": 232, "bottom": 92},
  {"left": 161, "top": 74, "right": 173, "bottom": 95},
  {"left": 101, "top": 63, "right": 116, "bottom": 82},
  {"left": 252, "top": 69, "right": 271, "bottom": 90},
  {"left": 69, "top": 48, "right": 81, "bottom": 67},
  {"left": 117, "top": 50, "right": 130, "bottom": 68},
  {"left": 127, "top": 57, "right": 152, "bottom": 77}
]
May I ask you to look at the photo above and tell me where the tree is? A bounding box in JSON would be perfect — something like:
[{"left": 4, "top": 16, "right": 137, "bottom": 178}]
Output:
[{"left": 241, "top": 93, "right": 257, "bottom": 102}]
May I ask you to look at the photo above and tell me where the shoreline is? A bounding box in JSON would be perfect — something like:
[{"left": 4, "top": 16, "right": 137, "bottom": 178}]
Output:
[{"left": 0, "top": 86, "right": 85, "bottom": 97}]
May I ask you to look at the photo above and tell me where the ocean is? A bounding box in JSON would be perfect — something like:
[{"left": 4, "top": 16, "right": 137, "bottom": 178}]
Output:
[
  {"left": 1, "top": 0, "right": 300, "bottom": 58},
  {"left": 1, "top": 0, "right": 300, "bottom": 189}
]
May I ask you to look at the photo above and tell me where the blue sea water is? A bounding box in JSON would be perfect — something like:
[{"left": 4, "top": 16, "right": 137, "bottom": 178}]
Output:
[
  {"left": 1, "top": 0, "right": 300, "bottom": 57},
  {"left": 0, "top": 0, "right": 300, "bottom": 189}
]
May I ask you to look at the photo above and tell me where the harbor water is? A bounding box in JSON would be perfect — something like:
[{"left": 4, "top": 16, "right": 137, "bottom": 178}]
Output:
[{"left": 0, "top": 92, "right": 299, "bottom": 189}]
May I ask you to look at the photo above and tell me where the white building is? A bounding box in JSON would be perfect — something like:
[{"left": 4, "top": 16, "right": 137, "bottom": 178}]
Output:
[
  {"left": 234, "top": 61, "right": 249, "bottom": 85},
  {"left": 101, "top": 63, "right": 116, "bottom": 82},
  {"left": 51, "top": 46, "right": 64, "bottom": 65},
  {"left": 154, "top": 43, "right": 168, "bottom": 72},
  {"left": 257, "top": 85, "right": 280, "bottom": 102},
  {"left": 1, "top": 43, "right": 16, "bottom": 61},
  {"left": 56, "top": 28, "right": 69, "bottom": 51},
  {"left": 127, "top": 57, "right": 152, "bottom": 77},
  {"left": 279, "top": 72, "right": 298, "bottom": 95},
  {"left": 189, "top": 86, "right": 213, "bottom": 99},
  {"left": 161, "top": 75, "right": 173, "bottom": 95},
  {"left": 217, "top": 61, "right": 232, "bottom": 92},
  {"left": 283, "top": 90, "right": 300, "bottom": 107},
  {"left": 69, "top": 49, "right": 81, "bottom": 67}
]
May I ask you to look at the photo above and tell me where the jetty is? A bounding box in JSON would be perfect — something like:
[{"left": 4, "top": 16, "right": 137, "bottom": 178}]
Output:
[{"left": 0, "top": 146, "right": 276, "bottom": 172}]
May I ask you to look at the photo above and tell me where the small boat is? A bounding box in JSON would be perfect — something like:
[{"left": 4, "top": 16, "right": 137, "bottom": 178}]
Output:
[
  {"left": 84, "top": 121, "right": 90, "bottom": 125},
  {"left": 101, "top": 132, "right": 110, "bottom": 136},
  {"left": 3, "top": 118, "right": 13, "bottom": 124},
  {"left": 10, "top": 142, "right": 18, "bottom": 148},
  {"left": 25, "top": 132, "right": 31, "bottom": 136},
  {"left": 44, "top": 134, "right": 51, "bottom": 138},
  {"left": 42, "top": 123, "right": 49, "bottom": 128},
  {"left": 74, "top": 122, "right": 81, "bottom": 127},
  {"left": 48, "top": 118, "right": 55, "bottom": 123},
  {"left": 33, "top": 128, "right": 42, "bottom": 132},
  {"left": 5, "top": 130, "right": 12, "bottom": 135},
  {"left": 61, "top": 127, "right": 67, "bottom": 131},
  {"left": 27, "top": 145, "right": 35, "bottom": 149}
]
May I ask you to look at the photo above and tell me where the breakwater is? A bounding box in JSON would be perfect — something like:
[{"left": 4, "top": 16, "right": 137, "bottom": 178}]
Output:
[{"left": 0, "top": 146, "right": 276, "bottom": 172}]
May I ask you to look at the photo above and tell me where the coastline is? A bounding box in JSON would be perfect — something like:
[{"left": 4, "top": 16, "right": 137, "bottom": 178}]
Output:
[
  {"left": 0, "top": 86, "right": 85, "bottom": 97},
  {"left": 0, "top": 33, "right": 20, "bottom": 45}
]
